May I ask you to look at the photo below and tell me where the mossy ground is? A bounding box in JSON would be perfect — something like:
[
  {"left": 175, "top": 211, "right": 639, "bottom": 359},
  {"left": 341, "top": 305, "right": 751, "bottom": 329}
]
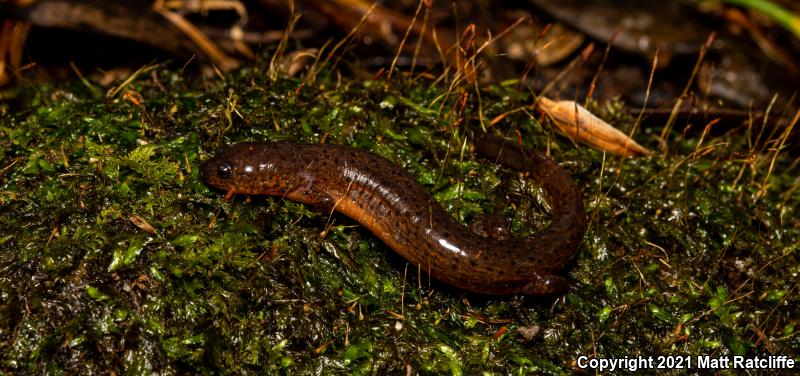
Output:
[{"left": 0, "top": 62, "right": 798, "bottom": 374}]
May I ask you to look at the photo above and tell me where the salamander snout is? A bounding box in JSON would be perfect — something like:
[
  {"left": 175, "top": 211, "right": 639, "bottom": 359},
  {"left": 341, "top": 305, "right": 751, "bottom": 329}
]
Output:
[{"left": 201, "top": 142, "right": 290, "bottom": 195}]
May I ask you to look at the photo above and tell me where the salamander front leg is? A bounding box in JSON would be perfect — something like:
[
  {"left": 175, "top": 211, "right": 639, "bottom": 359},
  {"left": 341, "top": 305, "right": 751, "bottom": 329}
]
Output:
[
  {"left": 286, "top": 183, "right": 335, "bottom": 214},
  {"left": 521, "top": 273, "right": 569, "bottom": 296},
  {"left": 308, "top": 191, "right": 335, "bottom": 214}
]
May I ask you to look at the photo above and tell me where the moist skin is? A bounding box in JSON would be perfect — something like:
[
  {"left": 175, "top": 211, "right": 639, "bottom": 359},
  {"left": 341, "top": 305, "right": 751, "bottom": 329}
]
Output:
[{"left": 200, "top": 134, "right": 587, "bottom": 295}]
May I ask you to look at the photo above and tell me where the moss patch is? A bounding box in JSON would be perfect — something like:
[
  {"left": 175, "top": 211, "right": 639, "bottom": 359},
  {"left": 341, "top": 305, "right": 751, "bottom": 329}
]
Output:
[{"left": 1, "top": 64, "right": 798, "bottom": 374}]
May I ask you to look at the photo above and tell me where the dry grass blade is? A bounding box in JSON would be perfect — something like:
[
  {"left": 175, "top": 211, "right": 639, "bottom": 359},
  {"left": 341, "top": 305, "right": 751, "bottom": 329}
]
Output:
[
  {"left": 758, "top": 108, "right": 799, "bottom": 200},
  {"left": 538, "top": 97, "right": 651, "bottom": 157},
  {"left": 659, "top": 32, "right": 715, "bottom": 150},
  {"left": 0, "top": 19, "right": 31, "bottom": 85},
  {"left": 269, "top": 0, "right": 301, "bottom": 80},
  {"left": 106, "top": 63, "right": 160, "bottom": 99},
  {"left": 153, "top": 2, "right": 239, "bottom": 71},
  {"left": 0, "top": 21, "right": 12, "bottom": 86},
  {"left": 387, "top": 0, "right": 424, "bottom": 80},
  {"left": 304, "top": 2, "right": 378, "bottom": 84}
]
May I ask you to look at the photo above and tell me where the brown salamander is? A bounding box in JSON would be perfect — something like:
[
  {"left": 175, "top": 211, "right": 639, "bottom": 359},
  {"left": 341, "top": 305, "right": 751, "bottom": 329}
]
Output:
[{"left": 200, "top": 133, "right": 587, "bottom": 295}]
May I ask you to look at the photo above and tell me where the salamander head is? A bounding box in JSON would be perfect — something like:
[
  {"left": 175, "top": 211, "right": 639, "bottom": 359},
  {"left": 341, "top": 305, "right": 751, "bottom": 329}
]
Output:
[{"left": 200, "top": 142, "right": 281, "bottom": 195}]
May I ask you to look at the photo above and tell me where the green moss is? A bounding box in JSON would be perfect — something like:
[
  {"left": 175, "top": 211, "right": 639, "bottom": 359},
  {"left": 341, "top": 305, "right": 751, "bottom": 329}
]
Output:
[{"left": 0, "top": 61, "right": 798, "bottom": 375}]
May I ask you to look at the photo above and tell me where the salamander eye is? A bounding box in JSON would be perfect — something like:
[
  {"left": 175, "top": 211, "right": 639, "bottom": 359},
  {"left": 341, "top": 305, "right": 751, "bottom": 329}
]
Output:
[{"left": 217, "top": 162, "right": 232, "bottom": 179}]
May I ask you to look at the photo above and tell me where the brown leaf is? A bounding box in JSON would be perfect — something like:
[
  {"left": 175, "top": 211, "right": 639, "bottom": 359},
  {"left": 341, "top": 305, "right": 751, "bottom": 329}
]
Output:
[
  {"left": 129, "top": 215, "right": 157, "bottom": 235},
  {"left": 538, "top": 97, "right": 651, "bottom": 157}
]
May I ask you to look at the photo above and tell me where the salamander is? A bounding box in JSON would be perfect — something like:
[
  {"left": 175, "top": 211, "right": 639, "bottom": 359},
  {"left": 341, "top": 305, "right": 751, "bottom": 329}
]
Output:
[{"left": 200, "top": 133, "right": 587, "bottom": 295}]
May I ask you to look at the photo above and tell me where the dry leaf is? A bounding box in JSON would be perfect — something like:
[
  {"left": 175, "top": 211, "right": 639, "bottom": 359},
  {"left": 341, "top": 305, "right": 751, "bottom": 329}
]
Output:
[
  {"left": 129, "top": 215, "right": 157, "bottom": 235},
  {"left": 538, "top": 97, "right": 651, "bottom": 157}
]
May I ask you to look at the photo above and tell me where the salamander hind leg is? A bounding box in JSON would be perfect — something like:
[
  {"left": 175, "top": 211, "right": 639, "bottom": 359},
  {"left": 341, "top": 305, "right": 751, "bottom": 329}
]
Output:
[
  {"left": 521, "top": 273, "right": 569, "bottom": 296},
  {"left": 469, "top": 214, "right": 511, "bottom": 240}
]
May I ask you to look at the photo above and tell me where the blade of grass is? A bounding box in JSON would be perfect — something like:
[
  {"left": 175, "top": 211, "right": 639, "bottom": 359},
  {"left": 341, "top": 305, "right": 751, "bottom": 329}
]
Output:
[{"left": 723, "top": 0, "right": 800, "bottom": 39}]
